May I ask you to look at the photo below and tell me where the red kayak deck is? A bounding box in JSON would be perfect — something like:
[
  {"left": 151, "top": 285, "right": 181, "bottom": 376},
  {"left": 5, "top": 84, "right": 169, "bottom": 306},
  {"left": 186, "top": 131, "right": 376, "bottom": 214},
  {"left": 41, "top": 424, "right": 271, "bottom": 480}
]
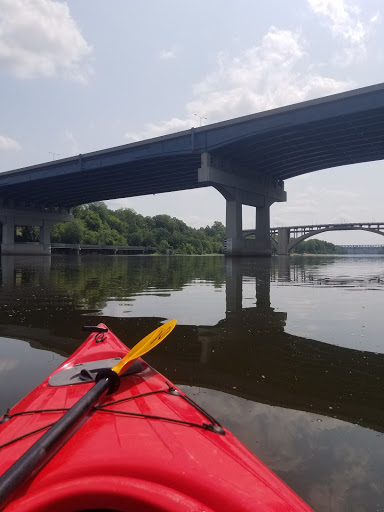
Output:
[{"left": 0, "top": 325, "right": 313, "bottom": 511}]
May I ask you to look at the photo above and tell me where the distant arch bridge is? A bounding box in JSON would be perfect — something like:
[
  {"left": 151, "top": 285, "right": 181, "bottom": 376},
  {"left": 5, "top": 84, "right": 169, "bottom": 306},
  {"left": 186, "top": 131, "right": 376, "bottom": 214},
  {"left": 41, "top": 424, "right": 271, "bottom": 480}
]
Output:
[{"left": 243, "top": 222, "right": 384, "bottom": 255}]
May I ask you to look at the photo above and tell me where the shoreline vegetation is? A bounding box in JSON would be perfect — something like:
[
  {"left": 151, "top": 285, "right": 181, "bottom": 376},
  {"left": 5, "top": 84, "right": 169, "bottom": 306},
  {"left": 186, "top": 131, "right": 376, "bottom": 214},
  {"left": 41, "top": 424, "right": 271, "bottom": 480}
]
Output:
[
  {"left": 14, "top": 202, "right": 377, "bottom": 255},
  {"left": 50, "top": 202, "right": 226, "bottom": 255},
  {"left": 288, "top": 239, "right": 345, "bottom": 255}
]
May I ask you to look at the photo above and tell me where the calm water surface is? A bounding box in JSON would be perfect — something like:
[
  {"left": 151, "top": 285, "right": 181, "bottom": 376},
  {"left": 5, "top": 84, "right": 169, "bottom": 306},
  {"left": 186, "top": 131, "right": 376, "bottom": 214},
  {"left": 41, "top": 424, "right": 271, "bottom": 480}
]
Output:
[{"left": 0, "top": 254, "right": 383, "bottom": 511}]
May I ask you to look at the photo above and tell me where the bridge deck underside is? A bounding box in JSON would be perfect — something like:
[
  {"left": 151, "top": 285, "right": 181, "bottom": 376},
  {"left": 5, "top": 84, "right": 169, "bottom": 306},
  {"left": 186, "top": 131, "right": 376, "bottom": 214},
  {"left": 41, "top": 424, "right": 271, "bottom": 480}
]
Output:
[
  {"left": 0, "top": 83, "right": 384, "bottom": 208},
  {"left": 213, "top": 107, "right": 384, "bottom": 180},
  {"left": 0, "top": 154, "right": 202, "bottom": 207}
]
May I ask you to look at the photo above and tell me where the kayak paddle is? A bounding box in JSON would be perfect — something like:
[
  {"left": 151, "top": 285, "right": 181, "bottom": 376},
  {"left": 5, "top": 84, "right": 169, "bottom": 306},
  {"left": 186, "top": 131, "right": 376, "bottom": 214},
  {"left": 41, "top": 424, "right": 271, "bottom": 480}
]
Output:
[
  {"left": 112, "top": 319, "right": 176, "bottom": 376},
  {"left": 0, "top": 320, "right": 177, "bottom": 508}
]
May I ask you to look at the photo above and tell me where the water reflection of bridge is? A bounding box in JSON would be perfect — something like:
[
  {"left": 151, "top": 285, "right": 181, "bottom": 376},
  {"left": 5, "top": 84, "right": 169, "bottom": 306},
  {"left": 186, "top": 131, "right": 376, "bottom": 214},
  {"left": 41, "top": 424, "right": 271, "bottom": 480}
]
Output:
[
  {"left": 155, "top": 258, "right": 384, "bottom": 433},
  {"left": 1, "top": 256, "right": 383, "bottom": 433}
]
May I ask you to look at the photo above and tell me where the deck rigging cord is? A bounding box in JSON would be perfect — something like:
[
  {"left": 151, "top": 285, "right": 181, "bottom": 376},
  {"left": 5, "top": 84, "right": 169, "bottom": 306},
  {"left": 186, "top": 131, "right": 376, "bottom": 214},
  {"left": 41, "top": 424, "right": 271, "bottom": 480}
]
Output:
[{"left": 0, "top": 383, "right": 224, "bottom": 451}]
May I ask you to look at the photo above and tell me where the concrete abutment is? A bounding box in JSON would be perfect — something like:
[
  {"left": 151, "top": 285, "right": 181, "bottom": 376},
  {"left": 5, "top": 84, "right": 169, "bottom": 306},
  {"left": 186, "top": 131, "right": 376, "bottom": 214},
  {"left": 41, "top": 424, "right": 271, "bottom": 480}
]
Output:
[
  {"left": 0, "top": 206, "right": 73, "bottom": 255},
  {"left": 198, "top": 152, "right": 286, "bottom": 256}
]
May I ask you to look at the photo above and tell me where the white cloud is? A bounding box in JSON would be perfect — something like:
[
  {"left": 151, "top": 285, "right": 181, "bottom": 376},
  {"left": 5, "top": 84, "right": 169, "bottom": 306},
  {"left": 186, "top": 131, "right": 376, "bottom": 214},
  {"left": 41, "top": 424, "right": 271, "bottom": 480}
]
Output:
[
  {"left": 159, "top": 48, "right": 176, "bottom": 60},
  {"left": 125, "top": 117, "right": 191, "bottom": 142},
  {"left": 272, "top": 199, "right": 320, "bottom": 226},
  {"left": 125, "top": 26, "right": 352, "bottom": 141},
  {"left": 307, "top": 0, "right": 379, "bottom": 65},
  {"left": 0, "top": 0, "right": 92, "bottom": 82},
  {"left": 272, "top": 179, "right": 376, "bottom": 227},
  {"left": 0, "top": 135, "right": 21, "bottom": 150},
  {"left": 330, "top": 211, "right": 355, "bottom": 223},
  {"left": 64, "top": 129, "right": 80, "bottom": 155},
  {"left": 370, "top": 12, "right": 380, "bottom": 24},
  {"left": 0, "top": 358, "right": 18, "bottom": 374},
  {"left": 326, "top": 189, "right": 359, "bottom": 199},
  {"left": 298, "top": 185, "right": 360, "bottom": 200}
]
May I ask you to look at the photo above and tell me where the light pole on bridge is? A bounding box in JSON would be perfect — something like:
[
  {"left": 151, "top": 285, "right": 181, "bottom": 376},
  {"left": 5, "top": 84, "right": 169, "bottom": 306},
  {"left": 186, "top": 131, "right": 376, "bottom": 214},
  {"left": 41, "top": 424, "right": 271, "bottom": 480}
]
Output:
[{"left": 194, "top": 113, "right": 207, "bottom": 127}]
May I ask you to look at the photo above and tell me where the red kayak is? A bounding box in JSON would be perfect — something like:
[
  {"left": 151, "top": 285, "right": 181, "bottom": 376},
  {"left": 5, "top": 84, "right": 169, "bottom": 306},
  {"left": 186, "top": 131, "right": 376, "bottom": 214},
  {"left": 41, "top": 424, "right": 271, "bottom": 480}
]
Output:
[{"left": 0, "top": 324, "right": 313, "bottom": 511}]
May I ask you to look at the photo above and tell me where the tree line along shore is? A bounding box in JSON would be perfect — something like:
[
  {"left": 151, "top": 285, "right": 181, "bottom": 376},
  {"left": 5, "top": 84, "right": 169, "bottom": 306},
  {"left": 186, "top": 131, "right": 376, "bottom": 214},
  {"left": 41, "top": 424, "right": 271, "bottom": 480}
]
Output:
[
  {"left": 51, "top": 202, "right": 226, "bottom": 255},
  {"left": 14, "top": 202, "right": 347, "bottom": 255}
]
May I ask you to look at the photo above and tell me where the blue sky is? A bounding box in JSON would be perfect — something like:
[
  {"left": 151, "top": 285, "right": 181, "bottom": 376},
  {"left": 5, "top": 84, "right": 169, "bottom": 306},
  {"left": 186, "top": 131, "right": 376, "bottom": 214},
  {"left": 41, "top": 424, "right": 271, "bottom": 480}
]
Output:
[{"left": 0, "top": 0, "right": 383, "bottom": 244}]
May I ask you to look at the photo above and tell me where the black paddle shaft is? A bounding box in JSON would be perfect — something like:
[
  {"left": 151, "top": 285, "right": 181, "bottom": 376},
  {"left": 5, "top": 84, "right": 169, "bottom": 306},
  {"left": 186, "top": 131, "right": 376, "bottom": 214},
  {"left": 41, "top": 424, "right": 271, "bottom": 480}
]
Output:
[{"left": 0, "top": 376, "right": 111, "bottom": 509}]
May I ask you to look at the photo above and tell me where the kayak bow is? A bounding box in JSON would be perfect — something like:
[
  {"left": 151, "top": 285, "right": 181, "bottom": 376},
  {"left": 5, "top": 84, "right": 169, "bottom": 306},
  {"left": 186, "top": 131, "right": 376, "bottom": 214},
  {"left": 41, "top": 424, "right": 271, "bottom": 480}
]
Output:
[
  {"left": 0, "top": 323, "right": 313, "bottom": 512},
  {"left": 0, "top": 321, "right": 176, "bottom": 509}
]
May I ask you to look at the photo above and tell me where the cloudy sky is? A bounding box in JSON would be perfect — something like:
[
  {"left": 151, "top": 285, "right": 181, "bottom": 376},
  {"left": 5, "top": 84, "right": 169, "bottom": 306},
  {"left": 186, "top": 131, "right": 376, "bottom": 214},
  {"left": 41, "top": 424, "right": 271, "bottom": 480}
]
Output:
[{"left": 0, "top": 0, "right": 383, "bottom": 244}]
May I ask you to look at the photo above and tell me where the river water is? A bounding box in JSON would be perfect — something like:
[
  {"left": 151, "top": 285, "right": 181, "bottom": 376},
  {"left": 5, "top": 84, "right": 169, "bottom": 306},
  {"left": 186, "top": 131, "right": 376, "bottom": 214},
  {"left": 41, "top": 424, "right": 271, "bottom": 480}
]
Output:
[{"left": 0, "top": 254, "right": 383, "bottom": 511}]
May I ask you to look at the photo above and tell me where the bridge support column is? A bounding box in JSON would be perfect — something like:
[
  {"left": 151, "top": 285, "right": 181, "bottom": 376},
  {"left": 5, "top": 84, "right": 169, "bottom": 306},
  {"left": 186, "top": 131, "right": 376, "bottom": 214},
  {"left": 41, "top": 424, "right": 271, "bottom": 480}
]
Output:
[
  {"left": 0, "top": 206, "right": 73, "bottom": 255},
  {"left": 2, "top": 217, "right": 15, "bottom": 245},
  {"left": 40, "top": 220, "right": 54, "bottom": 247},
  {"left": 198, "top": 152, "right": 286, "bottom": 256},
  {"left": 225, "top": 199, "right": 243, "bottom": 255},
  {"left": 254, "top": 205, "right": 272, "bottom": 256},
  {"left": 277, "top": 227, "right": 290, "bottom": 255}
]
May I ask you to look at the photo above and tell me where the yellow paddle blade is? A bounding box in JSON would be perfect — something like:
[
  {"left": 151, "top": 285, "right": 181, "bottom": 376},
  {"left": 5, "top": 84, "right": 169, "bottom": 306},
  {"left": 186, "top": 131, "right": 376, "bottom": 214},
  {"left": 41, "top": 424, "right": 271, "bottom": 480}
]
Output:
[{"left": 112, "top": 319, "right": 177, "bottom": 376}]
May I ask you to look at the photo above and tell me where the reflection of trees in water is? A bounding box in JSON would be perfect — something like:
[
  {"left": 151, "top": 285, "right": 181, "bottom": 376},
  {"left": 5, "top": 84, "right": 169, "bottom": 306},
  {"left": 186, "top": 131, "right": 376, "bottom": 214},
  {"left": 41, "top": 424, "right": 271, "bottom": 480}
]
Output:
[
  {"left": 1, "top": 254, "right": 226, "bottom": 308},
  {"left": 0, "top": 255, "right": 227, "bottom": 343},
  {"left": 51, "top": 255, "right": 226, "bottom": 308}
]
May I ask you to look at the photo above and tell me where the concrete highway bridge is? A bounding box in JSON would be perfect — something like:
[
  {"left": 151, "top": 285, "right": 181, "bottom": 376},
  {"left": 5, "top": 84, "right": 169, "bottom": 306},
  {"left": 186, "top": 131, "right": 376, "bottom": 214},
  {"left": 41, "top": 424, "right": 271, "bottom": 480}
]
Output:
[
  {"left": 1, "top": 82, "right": 384, "bottom": 256},
  {"left": 243, "top": 222, "right": 384, "bottom": 255}
]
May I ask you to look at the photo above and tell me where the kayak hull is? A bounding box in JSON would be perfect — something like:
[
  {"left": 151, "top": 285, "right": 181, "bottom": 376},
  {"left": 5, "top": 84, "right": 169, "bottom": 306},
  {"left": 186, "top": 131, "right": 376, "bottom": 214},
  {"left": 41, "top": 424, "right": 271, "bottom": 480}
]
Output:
[{"left": 0, "top": 325, "right": 313, "bottom": 511}]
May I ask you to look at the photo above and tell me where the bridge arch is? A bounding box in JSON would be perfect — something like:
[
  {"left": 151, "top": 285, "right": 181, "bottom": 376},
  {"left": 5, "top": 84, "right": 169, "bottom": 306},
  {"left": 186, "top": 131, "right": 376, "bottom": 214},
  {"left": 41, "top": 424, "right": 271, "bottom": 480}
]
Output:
[
  {"left": 288, "top": 228, "right": 384, "bottom": 252},
  {"left": 244, "top": 223, "right": 384, "bottom": 255},
  {"left": 274, "top": 224, "right": 384, "bottom": 254}
]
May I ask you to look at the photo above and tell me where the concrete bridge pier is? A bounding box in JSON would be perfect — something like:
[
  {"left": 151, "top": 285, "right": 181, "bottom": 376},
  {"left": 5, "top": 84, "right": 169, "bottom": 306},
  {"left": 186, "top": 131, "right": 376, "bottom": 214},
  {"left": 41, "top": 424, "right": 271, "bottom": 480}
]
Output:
[
  {"left": 254, "top": 204, "right": 273, "bottom": 257},
  {"left": 225, "top": 199, "right": 273, "bottom": 256},
  {"left": 224, "top": 194, "right": 275, "bottom": 257},
  {"left": 225, "top": 199, "right": 243, "bottom": 255},
  {"left": 198, "top": 152, "right": 286, "bottom": 256},
  {"left": 2, "top": 218, "right": 16, "bottom": 248},
  {"left": 0, "top": 206, "right": 73, "bottom": 255},
  {"left": 277, "top": 227, "right": 290, "bottom": 255}
]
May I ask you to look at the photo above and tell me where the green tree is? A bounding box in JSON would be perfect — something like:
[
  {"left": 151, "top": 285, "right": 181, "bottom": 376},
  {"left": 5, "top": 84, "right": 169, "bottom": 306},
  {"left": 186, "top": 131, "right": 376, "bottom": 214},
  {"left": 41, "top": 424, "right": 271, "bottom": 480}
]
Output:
[
  {"left": 61, "top": 219, "right": 85, "bottom": 244},
  {"left": 51, "top": 202, "right": 226, "bottom": 254},
  {"left": 158, "top": 239, "right": 171, "bottom": 254},
  {"left": 84, "top": 211, "right": 103, "bottom": 232},
  {"left": 15, "top": 226, "right": 40, "bottom": 242},
  {"left": 293, "top": 238, "right": 337, "bottom": 254}
]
